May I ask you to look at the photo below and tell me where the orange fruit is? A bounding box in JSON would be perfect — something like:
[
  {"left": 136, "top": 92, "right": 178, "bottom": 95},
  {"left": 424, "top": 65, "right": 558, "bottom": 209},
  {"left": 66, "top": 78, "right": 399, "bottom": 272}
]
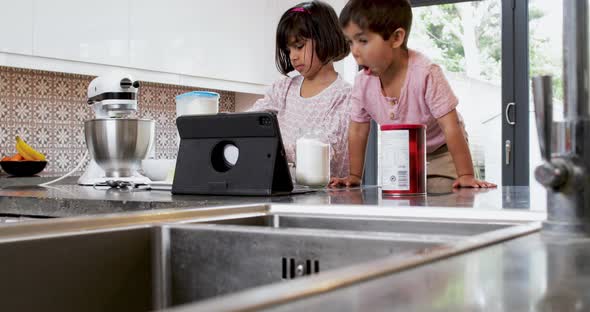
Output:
[{"left": 9, "top": 154, "right": 24, "bottom": 161}]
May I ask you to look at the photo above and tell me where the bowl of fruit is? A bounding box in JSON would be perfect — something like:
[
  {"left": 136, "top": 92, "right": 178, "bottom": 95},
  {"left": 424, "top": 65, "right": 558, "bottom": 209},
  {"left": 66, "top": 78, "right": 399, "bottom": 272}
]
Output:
[{"left": 0, "top": 136, "right": 47, "bottom": 177}]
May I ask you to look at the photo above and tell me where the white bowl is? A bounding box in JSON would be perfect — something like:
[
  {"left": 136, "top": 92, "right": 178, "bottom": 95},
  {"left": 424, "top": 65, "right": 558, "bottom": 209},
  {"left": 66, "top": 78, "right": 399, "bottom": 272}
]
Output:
[{"left": 141, "top": 159, "right": 176, "bottom": 181}]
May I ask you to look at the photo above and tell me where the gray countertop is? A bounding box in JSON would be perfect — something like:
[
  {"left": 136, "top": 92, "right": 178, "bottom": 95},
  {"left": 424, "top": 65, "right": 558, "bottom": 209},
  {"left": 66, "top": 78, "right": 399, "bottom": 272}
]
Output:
[{"left": 0, "top": 176, "right": 538, "bottom": 218}]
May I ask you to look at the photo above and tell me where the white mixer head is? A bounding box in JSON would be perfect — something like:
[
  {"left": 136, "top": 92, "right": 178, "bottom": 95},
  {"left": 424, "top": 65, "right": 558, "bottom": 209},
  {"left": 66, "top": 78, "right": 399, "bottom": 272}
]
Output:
[{"left": 87, "top": 72, "right": 141, "bottom": 118}]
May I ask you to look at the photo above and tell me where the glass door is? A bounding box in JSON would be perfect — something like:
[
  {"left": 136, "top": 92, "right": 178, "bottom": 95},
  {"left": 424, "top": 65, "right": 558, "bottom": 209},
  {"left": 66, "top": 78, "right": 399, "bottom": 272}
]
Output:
[
  {"left": 365, "top": 0, "right": 531, "bottom": 186},
  {"left": 411, "top": 0, "right": 503, "bottom": 185},
  {"left": 404, "top": 0, "right": 529, "bottom": 186}
]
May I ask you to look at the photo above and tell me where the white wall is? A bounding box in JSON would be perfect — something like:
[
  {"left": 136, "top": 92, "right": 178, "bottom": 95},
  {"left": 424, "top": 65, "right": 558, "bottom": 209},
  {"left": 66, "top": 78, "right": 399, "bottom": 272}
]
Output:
[{"left": 445, "top": 72, "right": 502, "bottom": 184}]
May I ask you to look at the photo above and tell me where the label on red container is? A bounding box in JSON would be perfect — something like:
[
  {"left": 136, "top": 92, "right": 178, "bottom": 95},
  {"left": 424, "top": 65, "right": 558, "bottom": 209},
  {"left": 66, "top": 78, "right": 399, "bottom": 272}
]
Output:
[{"left": 381, "top": 130, "right": 410, "bottom": 190}]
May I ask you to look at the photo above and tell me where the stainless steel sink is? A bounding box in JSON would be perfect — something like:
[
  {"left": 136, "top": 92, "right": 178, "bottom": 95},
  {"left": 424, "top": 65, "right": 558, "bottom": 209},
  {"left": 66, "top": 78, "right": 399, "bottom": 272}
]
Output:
[
  {"left": 0, "top": 223, "right": 446, "bottom": 312},
  {"left": 202, "top": 214, "right": 515, "bottom": 236},
  {"left": 0, "top": 202, "right": 540, "bottom": 312},
  {"left": 0, "top": 227, "right": 154, "bottom": 312}
]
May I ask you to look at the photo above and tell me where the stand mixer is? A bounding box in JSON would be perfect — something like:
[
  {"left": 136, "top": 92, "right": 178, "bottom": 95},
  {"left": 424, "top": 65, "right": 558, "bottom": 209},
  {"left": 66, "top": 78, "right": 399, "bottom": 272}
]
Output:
[{"left": 78, "top": 73, "right": 155, "bottom": 186}]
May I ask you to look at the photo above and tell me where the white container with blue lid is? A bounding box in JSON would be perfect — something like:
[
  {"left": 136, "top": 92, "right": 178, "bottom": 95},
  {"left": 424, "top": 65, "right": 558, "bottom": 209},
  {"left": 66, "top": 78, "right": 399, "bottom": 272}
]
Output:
[{"left": 175, "top": 91, "right": 220, "bottom": 117}]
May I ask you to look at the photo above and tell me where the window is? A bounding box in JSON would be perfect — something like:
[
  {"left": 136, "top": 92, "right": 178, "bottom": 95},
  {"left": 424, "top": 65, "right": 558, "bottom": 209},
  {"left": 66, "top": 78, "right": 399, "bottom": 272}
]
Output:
[
  {"left": 370, "top": 0, "right": 530, "bottom": 187},
  {"left": 411, "top": 0, "right": 502, "bottom": 183}
]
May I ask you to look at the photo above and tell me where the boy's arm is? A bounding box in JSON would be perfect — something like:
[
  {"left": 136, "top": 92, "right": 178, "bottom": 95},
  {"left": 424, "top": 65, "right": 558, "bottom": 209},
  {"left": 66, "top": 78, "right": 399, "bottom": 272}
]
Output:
[
  {"left": 349, "top": 121, "right": 371, "bottom": 179},
  {"left": 329, "top": 121, "right": 370, "bottom": 187},
  {"left": 438, "top": 110, "right": 496, "bottom": 188}
]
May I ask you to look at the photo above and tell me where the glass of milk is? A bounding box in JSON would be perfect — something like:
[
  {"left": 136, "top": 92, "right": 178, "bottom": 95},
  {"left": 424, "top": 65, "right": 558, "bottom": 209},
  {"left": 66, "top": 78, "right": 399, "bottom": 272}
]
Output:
[{"left": 295, "top": 129, "right": 330, "bottom": 187}]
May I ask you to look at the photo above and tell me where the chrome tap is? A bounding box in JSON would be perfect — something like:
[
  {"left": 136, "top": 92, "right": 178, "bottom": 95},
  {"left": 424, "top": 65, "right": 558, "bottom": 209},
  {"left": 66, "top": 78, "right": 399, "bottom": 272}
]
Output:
[{"left": 532, "top": 0, "right": 590, "bottom": 234}]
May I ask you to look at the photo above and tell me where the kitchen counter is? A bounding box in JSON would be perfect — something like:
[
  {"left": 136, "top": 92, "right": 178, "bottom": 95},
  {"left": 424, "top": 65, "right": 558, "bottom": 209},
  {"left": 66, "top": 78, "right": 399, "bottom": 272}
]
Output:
[
  {"left": 0, "top": 176, "right": 539, "bottom": 218},
  {"left": 0, "top": 176, "right": 555, "bottom": 312}
]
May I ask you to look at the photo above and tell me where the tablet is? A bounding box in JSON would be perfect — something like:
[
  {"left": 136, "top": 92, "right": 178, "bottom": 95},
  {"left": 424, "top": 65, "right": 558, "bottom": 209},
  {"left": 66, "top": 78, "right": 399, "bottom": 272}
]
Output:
[{"left": 172, "top": 112, "right": 313, "bottom": 196}]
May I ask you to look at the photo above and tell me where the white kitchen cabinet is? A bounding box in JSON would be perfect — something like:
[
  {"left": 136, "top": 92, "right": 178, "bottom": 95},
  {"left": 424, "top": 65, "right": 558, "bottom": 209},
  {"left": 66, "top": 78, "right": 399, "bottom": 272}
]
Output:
[
  {"left": 0, "top": 0, "right": 33, "bottom": 55},
  {"left": 0, "top": 0, "right": 351, "bottom": 94},
  {"left": 129, "top": 0, "right": 278, "bottom": 86},
  {"left": 32, "top": 0, "right": 129, "bottom": 67}
]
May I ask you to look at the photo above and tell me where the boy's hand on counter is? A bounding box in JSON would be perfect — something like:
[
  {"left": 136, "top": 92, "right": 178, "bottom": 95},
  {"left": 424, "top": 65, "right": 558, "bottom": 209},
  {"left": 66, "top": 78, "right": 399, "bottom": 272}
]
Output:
[
  {"left": 328, "top": 175, "right": 362, "bottom": 188},
  {"left": 452, "top": 175, "right": 497, "bottom": 188}
]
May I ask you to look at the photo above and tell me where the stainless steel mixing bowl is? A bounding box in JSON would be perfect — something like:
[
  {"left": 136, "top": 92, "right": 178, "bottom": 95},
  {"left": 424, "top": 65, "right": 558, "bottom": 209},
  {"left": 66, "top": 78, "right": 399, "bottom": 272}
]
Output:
[{"left": 84, "top": 119, "right": 155, "bottom": 178}]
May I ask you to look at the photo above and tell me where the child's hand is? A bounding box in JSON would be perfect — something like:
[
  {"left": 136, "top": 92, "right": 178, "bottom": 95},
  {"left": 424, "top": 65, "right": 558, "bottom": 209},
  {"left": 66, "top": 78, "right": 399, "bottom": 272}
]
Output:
[
  {"left": 452, "top": 175, "right": 497, "bottom": 188},
  {"left": 328, "top": 175, "right": 362, "bottom": 188}
]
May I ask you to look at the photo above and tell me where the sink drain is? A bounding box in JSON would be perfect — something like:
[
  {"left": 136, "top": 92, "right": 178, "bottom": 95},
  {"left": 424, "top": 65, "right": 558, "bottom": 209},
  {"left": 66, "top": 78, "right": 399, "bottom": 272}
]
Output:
[{"left": 282, "top": 257, "right": 319, "bottom": 279}]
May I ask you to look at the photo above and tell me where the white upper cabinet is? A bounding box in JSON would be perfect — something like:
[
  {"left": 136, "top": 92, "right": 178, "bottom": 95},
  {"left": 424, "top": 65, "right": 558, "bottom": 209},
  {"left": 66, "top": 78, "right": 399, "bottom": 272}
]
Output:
[
  {"left": 32, "top": 0, "right": 129, "bottom": 67},
  {"left": 129, "top": 0, "right": 278, "bottom": 86},
  {"left": 0, "top": 0, "right": 349, "bottom": 93},
  {"left": 0, "top": 0, "right": 34, "bottom": 55}
]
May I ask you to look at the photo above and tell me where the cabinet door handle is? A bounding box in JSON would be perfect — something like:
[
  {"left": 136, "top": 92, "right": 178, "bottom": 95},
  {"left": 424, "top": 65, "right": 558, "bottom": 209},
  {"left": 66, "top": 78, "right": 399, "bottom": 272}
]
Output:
[
  {"left": 505, "top": 102, "right": 516, "bottom": 125},
  {"left": 505, "top": 140, "right": 511, "bottom": 165}
]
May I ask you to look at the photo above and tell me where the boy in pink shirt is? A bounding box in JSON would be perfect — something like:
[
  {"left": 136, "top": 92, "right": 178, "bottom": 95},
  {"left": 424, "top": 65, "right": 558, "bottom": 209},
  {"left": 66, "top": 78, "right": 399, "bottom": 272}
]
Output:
[{"left": 330, "top": 0, "right": 495, "bottom": 188}]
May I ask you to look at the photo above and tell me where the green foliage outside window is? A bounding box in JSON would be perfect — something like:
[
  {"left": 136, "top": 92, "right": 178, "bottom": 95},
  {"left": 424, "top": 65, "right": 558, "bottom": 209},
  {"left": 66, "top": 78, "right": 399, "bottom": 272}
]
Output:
[{"left": 412, "top": 1, "right": 563, "bottom": 101}]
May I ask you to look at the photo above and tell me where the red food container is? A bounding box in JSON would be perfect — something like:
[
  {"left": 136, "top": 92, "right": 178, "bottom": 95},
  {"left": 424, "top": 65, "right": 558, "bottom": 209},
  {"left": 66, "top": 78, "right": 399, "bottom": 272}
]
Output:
[{"left": 380, "top": 124, "right": 426, "bottom": 195}]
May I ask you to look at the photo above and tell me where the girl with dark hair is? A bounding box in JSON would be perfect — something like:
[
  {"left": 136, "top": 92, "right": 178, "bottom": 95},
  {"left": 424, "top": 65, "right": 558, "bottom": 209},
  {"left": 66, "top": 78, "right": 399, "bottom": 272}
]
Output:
[{"left": 248, "top": 1, "right": 353, "bottom": 179}]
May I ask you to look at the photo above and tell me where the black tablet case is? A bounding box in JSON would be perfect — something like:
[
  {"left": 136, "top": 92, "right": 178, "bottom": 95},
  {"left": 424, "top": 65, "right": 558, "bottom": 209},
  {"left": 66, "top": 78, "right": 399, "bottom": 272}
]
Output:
[{"left": 172, "top": 112, "right": 294, "bottom": 196}]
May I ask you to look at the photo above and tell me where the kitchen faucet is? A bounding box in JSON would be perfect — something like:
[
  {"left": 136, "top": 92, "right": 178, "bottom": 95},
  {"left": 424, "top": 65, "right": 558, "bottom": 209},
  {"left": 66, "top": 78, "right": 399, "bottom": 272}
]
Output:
[
  {"left": 533, "top": 0, "right": 590, "bottom": 235},
  {"left": 532, "top": 0, "right": 590, "bottom": 234}
]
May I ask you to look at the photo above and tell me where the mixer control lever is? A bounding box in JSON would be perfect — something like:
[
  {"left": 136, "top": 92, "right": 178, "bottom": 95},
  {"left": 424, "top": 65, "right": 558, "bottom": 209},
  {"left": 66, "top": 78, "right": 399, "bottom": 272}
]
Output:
[{"left": 120, "top": 78, "right": 132, "bottom": 89}]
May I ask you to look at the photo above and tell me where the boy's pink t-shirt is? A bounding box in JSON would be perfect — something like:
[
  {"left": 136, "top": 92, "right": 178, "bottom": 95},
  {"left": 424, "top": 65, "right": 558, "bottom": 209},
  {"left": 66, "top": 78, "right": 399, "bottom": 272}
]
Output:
[
  {"left": 350, "top": 49, "right": 466, "bottom": 153},
  {"left": 249, "top": 75, "right": 352, "bottom": 178}
]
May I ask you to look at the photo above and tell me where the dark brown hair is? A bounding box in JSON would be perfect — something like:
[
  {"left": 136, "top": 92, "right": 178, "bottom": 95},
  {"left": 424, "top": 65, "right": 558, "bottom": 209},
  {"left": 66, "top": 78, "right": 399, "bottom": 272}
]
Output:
[
  {"left": 276, "top": 1, "right": 350, "bottom": 75},
  {"left": 340, "top": 0, "right": 413, "bottom": 48}
]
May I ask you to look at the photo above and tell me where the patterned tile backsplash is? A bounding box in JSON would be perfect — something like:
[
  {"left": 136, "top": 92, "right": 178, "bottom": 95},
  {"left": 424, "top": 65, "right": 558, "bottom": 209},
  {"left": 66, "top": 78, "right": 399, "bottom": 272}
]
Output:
[{"left": 0, "top": 66, "right": 235, "bottom": 175}]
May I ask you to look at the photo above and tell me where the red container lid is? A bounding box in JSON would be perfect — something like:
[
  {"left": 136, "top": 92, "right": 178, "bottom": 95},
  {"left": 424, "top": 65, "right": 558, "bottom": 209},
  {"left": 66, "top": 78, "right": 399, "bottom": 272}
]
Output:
[{"left": 380, "top": 124, "right": 426, "bottom": 130}]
